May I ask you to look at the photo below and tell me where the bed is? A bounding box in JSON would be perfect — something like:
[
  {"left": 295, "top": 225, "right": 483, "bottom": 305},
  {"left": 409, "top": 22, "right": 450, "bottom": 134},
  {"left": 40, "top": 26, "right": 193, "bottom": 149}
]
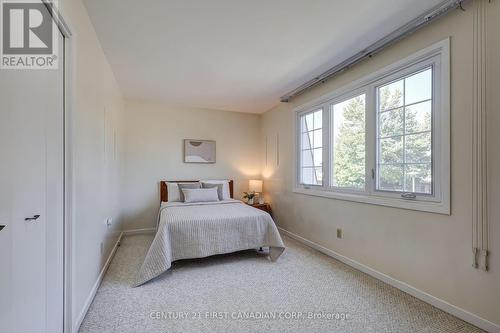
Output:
[{"left": 133, "top": 180, "right": 285, "bottom": 286}]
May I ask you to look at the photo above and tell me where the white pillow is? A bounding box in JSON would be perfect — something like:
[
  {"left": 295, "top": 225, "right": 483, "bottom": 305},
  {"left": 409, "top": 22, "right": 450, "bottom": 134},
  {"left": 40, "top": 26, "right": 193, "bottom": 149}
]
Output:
[
  {"left": 182, "top": 188, "right": 219, "bottom": 203},
  {"left": 167, "top": 182, "right": 200, "bottom": 202},
  {"left": 200, "top": 180, "right": 230, "bottom": 199}
]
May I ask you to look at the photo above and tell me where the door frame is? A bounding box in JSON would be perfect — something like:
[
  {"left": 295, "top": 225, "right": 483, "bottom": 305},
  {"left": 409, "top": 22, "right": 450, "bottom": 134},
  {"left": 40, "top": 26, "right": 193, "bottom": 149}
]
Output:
[{"left": 43, "top": 2, "right": 74, "bottom": 333}]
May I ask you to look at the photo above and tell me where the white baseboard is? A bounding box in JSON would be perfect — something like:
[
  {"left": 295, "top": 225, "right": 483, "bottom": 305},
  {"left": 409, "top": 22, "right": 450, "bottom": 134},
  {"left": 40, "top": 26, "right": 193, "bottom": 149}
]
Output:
[
  {"left": 72, "top": 232, "right": 123, "bottom": 333},
  {"left": 278, "top": 227, "right": 500, "bottom": 333},
  {"left": 122, "top": 227, "right": 156, "bottom": 236}
]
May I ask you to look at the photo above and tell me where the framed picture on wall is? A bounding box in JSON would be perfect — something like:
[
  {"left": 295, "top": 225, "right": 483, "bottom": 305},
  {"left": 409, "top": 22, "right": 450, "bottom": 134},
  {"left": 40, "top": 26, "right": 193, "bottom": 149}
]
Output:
[{"left": 184, "top": 139, "right": 216, "bottom": 163}]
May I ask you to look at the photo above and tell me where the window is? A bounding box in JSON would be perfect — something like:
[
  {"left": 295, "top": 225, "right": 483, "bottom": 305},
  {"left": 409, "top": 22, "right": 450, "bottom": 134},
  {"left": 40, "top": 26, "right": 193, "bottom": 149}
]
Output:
[
  {"left": 294, "top": 40, "right": 450, "bottom": 214},
  {"left": 331, "top": 94, "right": 366, "bottom": 190},
  {"left": 376, "top": 68, "right": 433, "bottom": 194},
  {"left": 299, "top": 109, "right": 323, "bottom": 185}
]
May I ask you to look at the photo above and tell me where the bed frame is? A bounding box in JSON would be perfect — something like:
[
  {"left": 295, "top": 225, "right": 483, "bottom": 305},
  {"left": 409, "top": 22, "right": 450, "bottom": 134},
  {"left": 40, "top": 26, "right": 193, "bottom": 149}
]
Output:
[{"left": 160, "top": 180, "right": 234, "bottom": 202}]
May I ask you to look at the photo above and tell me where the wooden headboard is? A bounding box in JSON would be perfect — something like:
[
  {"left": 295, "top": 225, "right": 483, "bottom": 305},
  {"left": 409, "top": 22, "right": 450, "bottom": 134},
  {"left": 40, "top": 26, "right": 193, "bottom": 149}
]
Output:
[{"left": 160, "top": 180, "right": 234, "bottom": 202}]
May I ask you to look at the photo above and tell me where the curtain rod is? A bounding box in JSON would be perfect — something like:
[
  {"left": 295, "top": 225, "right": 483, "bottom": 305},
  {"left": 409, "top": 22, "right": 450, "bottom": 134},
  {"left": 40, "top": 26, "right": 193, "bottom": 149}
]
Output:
[{"left": 280, "top": 0, "right": 468, "bottom": 102}]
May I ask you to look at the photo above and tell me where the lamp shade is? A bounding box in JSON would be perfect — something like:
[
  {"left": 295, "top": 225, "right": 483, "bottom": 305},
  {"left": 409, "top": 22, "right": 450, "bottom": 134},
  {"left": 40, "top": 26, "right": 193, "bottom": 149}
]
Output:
[{"left": 249, "top": 179, "right": 263, "bottom": 193}]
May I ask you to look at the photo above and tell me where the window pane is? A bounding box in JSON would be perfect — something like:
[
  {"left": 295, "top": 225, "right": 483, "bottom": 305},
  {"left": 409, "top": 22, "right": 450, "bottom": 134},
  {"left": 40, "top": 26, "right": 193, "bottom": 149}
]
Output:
[
  {"left": 405, "top": 101, "right": 431, "bottom": 134},
  {"left": 299, "top": 110, "right": 323, "bottom": 186},
  {"left": 404, "top": 164, "right": 432, "bottom": 194},
  {"left": 376, "top": 66, "right": 434, "bottom": 194},
  {"left": 405, "top": 68, "right": 432, "bottom": 105},
  {"left": 378, "top": 165, "right": 404, "bottom": 191},
  {"left": 379, "top": 108, "right": 403, "bottom": 137},
  {"left": 331, "top": 94, "right": 366, "bottom": 189},
  {"left": 301, "top": 167, "right": 321, "bottom": 185},
  {"left": 304, "top": 113, "right": 314, "bottom": 132},
  {"left": 301, "top": 167, "right": 314, "bottom": 184},
  {"left": 312, "top": 148, "right": 322, "bottom": 167},
  {"left": 314, "top": 110, "right": 322, "bottom": 130},
  {"left": 379, "top": 79, "right": 403, "bottom": 111},
  {"left": 301, "top": 132, "right": 312, "bottom": 150},
  {"left": 314, "top": 167, "right": 323, "bottom": 185},
  {"left": 301, "top": 149, "right": 313, "bottom": 167},
  {"left": 312, "top": 129, "right": 322, "bottom": 148},
  {"left": 405, "top": 132, "right": 432, "bottom": 163},
  {"left": 379, "top": 136, "right": 403, "bottom": 164}
]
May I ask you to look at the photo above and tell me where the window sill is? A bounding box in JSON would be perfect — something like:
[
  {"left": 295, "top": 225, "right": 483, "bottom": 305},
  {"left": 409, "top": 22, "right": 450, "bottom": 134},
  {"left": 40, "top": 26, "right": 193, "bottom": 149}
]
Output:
[{"left": 293, "top": 187, "right": 450, "bottom": 215}]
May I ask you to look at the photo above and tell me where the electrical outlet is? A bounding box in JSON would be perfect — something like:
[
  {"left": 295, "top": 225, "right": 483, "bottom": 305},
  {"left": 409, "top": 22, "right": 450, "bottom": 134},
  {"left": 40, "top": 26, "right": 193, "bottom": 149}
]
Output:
[{"left": 336, "top": 228, "right": 343, "bottom": 239}]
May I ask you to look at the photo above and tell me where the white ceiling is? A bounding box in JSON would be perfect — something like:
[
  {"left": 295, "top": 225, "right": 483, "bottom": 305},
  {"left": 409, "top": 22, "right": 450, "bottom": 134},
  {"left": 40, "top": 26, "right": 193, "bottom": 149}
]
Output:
[{"left": 84, "top": 0, "right": 443, "bottom": 113}]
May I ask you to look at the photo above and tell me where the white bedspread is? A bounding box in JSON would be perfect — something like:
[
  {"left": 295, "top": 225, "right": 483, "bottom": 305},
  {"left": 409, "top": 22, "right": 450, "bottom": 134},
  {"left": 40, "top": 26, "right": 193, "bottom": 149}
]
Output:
[{"left": 134, "top": 200, "right": 285, "bottom": 286}]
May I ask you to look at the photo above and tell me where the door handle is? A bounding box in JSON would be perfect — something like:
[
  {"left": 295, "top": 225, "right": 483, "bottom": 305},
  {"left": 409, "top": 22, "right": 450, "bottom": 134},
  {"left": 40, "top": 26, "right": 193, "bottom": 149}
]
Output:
[{"left": 24, "top": 215, "right": 40, "bottom": 221}]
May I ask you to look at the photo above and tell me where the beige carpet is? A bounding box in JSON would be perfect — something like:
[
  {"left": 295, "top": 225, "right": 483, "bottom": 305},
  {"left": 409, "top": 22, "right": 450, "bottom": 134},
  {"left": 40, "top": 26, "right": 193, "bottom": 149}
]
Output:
[{"left": 79, "top": 234, "right": 484, "bottom": 333}]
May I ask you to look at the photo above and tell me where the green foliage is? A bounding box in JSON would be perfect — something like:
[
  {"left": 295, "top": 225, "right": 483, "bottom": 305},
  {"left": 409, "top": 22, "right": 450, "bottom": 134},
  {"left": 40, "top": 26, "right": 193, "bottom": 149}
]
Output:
[{"left": 333, "top": 96, "right": 365, "bottom": 188}]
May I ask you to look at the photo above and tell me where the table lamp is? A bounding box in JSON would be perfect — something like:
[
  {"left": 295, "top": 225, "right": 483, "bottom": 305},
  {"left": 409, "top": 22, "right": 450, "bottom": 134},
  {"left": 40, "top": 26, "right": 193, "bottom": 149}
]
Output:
[{"left": 249, "top": 179, "right": 264, "bottom": 204}]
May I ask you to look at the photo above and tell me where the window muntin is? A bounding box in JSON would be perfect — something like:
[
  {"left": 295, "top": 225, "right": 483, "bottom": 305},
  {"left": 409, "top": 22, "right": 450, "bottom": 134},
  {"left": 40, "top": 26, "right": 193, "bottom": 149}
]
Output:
[
  {"left": 299, "top": 109, "right": 323, "bottom": 185},
  {"left": 330, "top": 94, "right": 366, "bottom": 190},
  {"left": 376, "top": 67, "right": 433, "bottom": 195}
]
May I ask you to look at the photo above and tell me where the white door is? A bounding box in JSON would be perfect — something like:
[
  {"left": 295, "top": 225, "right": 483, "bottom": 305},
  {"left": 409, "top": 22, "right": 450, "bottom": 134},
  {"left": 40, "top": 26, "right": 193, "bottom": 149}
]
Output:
[{"left": 0, "top": 8, "right": 65, "bottom": 333}]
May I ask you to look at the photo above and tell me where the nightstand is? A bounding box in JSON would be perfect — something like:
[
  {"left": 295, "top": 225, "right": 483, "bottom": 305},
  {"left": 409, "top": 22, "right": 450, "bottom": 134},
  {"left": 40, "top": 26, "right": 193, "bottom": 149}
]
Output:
[{"left": 247, "top": 202, "right": 271, "bottom": 215}]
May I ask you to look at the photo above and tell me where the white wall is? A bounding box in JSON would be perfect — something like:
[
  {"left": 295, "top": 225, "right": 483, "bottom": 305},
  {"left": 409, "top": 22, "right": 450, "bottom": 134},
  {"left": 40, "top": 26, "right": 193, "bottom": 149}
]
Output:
[
  {"left": 121, "top": 100, "right": 262, "bottom": 230},
  {"left": 59, "top": 0, "right": 125, "bottom": 330},
  {"left": 261, "top": 2, "right": 499, "bottom": 328}
]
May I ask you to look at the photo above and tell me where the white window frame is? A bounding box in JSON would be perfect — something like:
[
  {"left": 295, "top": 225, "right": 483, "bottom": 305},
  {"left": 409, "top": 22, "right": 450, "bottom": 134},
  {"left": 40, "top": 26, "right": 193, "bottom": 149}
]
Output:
[{"left": 293, "top": 39, "right": 450, "bottom": 214}]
